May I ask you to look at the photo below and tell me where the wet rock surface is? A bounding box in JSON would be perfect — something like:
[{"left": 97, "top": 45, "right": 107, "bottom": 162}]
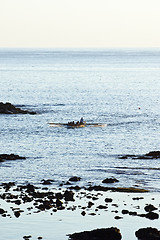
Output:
[
  {"left": 68, "top": 227, "right": 122, "bottom": 240},
  {"left": 119, "top": 151, "right": 160, "bottom": 159},
  {"left": 85, "top": 185, "right": 148, "bottom": 193},
  {"left": 0, "top": 154, "right": 26, "bottom": 162},
  {"left": 102, "top": 178, "right": 119, "bottom": 184},
  {"left": 144, "top": 204, "right": 158, "bottom": 212},
  {"left": 69, "top": 176, "right": 81, "bottom": 182},
  {"left": 135, "top": 227, "right": 160, "bottom": 240},
  {"left": 41, "top": 179, "right": 54, "bottom": 185},
  {"left": 0, "top": 102, "right": 36, "bottom": 114}
]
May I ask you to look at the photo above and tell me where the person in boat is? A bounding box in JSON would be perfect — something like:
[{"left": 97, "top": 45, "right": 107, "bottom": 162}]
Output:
[
  {"left": 68, "top": 121, "right": 74, "bottom": 125},
  {"left": 80, "top": 117, "right": 84, "bottom": 124}
]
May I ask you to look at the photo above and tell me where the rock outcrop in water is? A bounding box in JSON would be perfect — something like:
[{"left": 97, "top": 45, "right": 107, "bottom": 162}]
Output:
[
  {"left": 102, "top": 178, "right": 119, "bottom": 184},
  {"left": 69, "top": 176, "right": 81, "bottom": 182},
  {"left": 0, "top": 102, "right": 36, "bottom": 114},
  {"left": 119, "top": 151, "right": 160, "bottom": 160},
  {"left": 84, "top": 185, "right": 148, "bottom": 193},
  {"left": 68, "top": 227, "right": 122, "bottom": 240},
  {"left": 0, "top": 154, "right": 26, "bottom": 162},
  {"left": 135, "top": 227, "right": 160, "bottom": 240}
]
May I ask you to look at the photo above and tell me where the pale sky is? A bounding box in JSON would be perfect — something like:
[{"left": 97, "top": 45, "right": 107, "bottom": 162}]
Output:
[{"left": 0, "top": 0, "right": 160, "bottom": 48}]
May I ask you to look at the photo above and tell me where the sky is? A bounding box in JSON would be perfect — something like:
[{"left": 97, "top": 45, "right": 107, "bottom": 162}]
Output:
[{"left": 0, "top": 0, "right": 160, "bottom": 48}]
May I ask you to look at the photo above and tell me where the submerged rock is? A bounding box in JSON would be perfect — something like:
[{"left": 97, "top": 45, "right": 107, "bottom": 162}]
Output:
[
  {"left": 102, "top": 178, "right": 119, "bottom": 184},
  {"left": 68, "top": 227, "right": 122, "bottom": 240},
  {"left": 0, "top": 102, "right": 36, "bottom": 114},
  {"left": 135, "top": 227, "right": 160, "bottom": 240},
  {"left": 41, "top": 179, "right": 54, "bottom": 185},
  {"left": 85, "top": 185, "right": 148, "bottom": 193}
]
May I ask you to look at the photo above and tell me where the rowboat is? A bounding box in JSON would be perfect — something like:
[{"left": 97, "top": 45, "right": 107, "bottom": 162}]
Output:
[{"left": 48, "top": 122, "right": 106, "bottom": 128}]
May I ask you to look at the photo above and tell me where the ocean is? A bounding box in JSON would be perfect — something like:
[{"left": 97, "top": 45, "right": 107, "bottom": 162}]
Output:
[{"left": 0, "top": 48, "right": 160, "bottom": 192}]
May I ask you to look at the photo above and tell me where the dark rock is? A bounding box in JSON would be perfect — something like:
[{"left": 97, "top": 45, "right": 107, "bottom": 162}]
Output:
[
  {"left": 115, "top": 216, "right": 123, "bottom": 220},
  {"left": 43, "top": 200, "right": 52, "bottom": 210},
  {"left": 102, "top": 178, "right": 119, "bottom": 184},
  {"left": 135, "top": 227, "right": 160, "bottom": 240},
  {"left": 87, "top": 201, "right": 94, "bottom": 208},
  {"left": 105, "top": 197, "right": 113, "bottom": 203},
  {"left": 22, "top": 196, "right": 33, "bottom": 203},
  {"left": 81, "top": 211, "right": 86, "bottom": 216},
  {"left": 56, "top": 199, "right": 63, "bottom": 208},
  {"left": 32, "top": 191, "right": 47, "bottom": 199},
  {"left": 69, "top": 186, "right": 81, "bottom": 191},
  {"left": 145, "top": 212, "right": 159, "bottom": 220},
  {"left": 41, "top": 179, "right": 54, "bottom": 185},
  {"left": 146, "top": 151, "right": 160, "bottom": 158},
  {"left": 0, "top": 102, "right": 36, "bottom": 114},
  {"left": 119, "top": 151, "right": 160, "bottom": 160},
  {"left": 68, "top": 227, "right": 122, "bottom": 240},
  {"left": 129, "top": 211, "right": 137, "bottom": 216},
  {"left": 14, "top": 211, "right": 20, "bottom": 218},
  {"left": 112, "top": 204, "right": 118, "bottom": 207},
  {"left": 13, "top": 199, "right": 21, "bottom": 205},
  {"left": 132, "top": 197, "right": 144, "bottom": 200},
  {"left": 69, "top": 176, "right": 81, "bottom": 182},
  {"left": 92, "top": 196, "right": 98, "bottom": 201},
  {"left": 138, "top": 212, "right": 159, "bottom": 220},
  {"left": 86, "top": 185, "right": 148, "bottom": 193},
  {"left": 55, "top": 192, "right": 63, "bottom": 200},
  {"left": 122, "top": 209, "right": 129, "bottom": 214},
  {"left": 23, "top": 236, "right": 32, "bottom": 239},
  {"left": 89, "top": 213, "right": 96, "bottom": 216},
  {"left": 2, "top": 213, "right": 7, "bottom": 217},
  {"left": 97, "top": 205, "right": 108, "bottom": 210},
  {"left": 64, "top": 181, "right": 72, "bottom": 185},
  {"left": 0, "top": 208, "right": 5, "bottom": 214},
  {"left": 144, "top": 204, "right": 158, "bottom": 212},
  {"left": 0, "top": 154, "right": 26, "bottom": 162},
  {"left": 64, "top": 190, "right": 75, "bottom": 201},
  {"left": 25, "top": 184, "right": 35, "bottom": 193},
  {"left": 57, "top": 205, "right": 65, "bottom": 210},
  {"left": 1, "top": 182, "right": 15, "bottom": 190},
  {"left": 36, "top": 204, "right": 45, "bottom": 211}
]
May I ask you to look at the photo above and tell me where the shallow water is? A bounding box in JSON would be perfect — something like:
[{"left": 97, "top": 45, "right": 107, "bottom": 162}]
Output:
[{"left": 0, "top": 48, "right": 160, "bottom": 191}]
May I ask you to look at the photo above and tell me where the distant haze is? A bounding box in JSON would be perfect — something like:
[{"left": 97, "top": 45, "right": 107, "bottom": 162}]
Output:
[{"left": 0, "top": 0, "right": 160, "bottom": 48}]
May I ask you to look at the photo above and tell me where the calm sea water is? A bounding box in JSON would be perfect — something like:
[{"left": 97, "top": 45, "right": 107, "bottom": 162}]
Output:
[{"left": 0, "top": 48, "right": 160, "bottom": 192}]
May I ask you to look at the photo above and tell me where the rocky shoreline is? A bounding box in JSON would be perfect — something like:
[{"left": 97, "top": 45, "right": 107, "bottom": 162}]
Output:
[
  {"left": 0, "top": 102, "right": 36, "bottom": 114},
  {"left": 1, "top": 151, "right": 160, "bottom": 239},
  {"left": 0, "top": 179, "right": 160, "bottom": 239}
]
